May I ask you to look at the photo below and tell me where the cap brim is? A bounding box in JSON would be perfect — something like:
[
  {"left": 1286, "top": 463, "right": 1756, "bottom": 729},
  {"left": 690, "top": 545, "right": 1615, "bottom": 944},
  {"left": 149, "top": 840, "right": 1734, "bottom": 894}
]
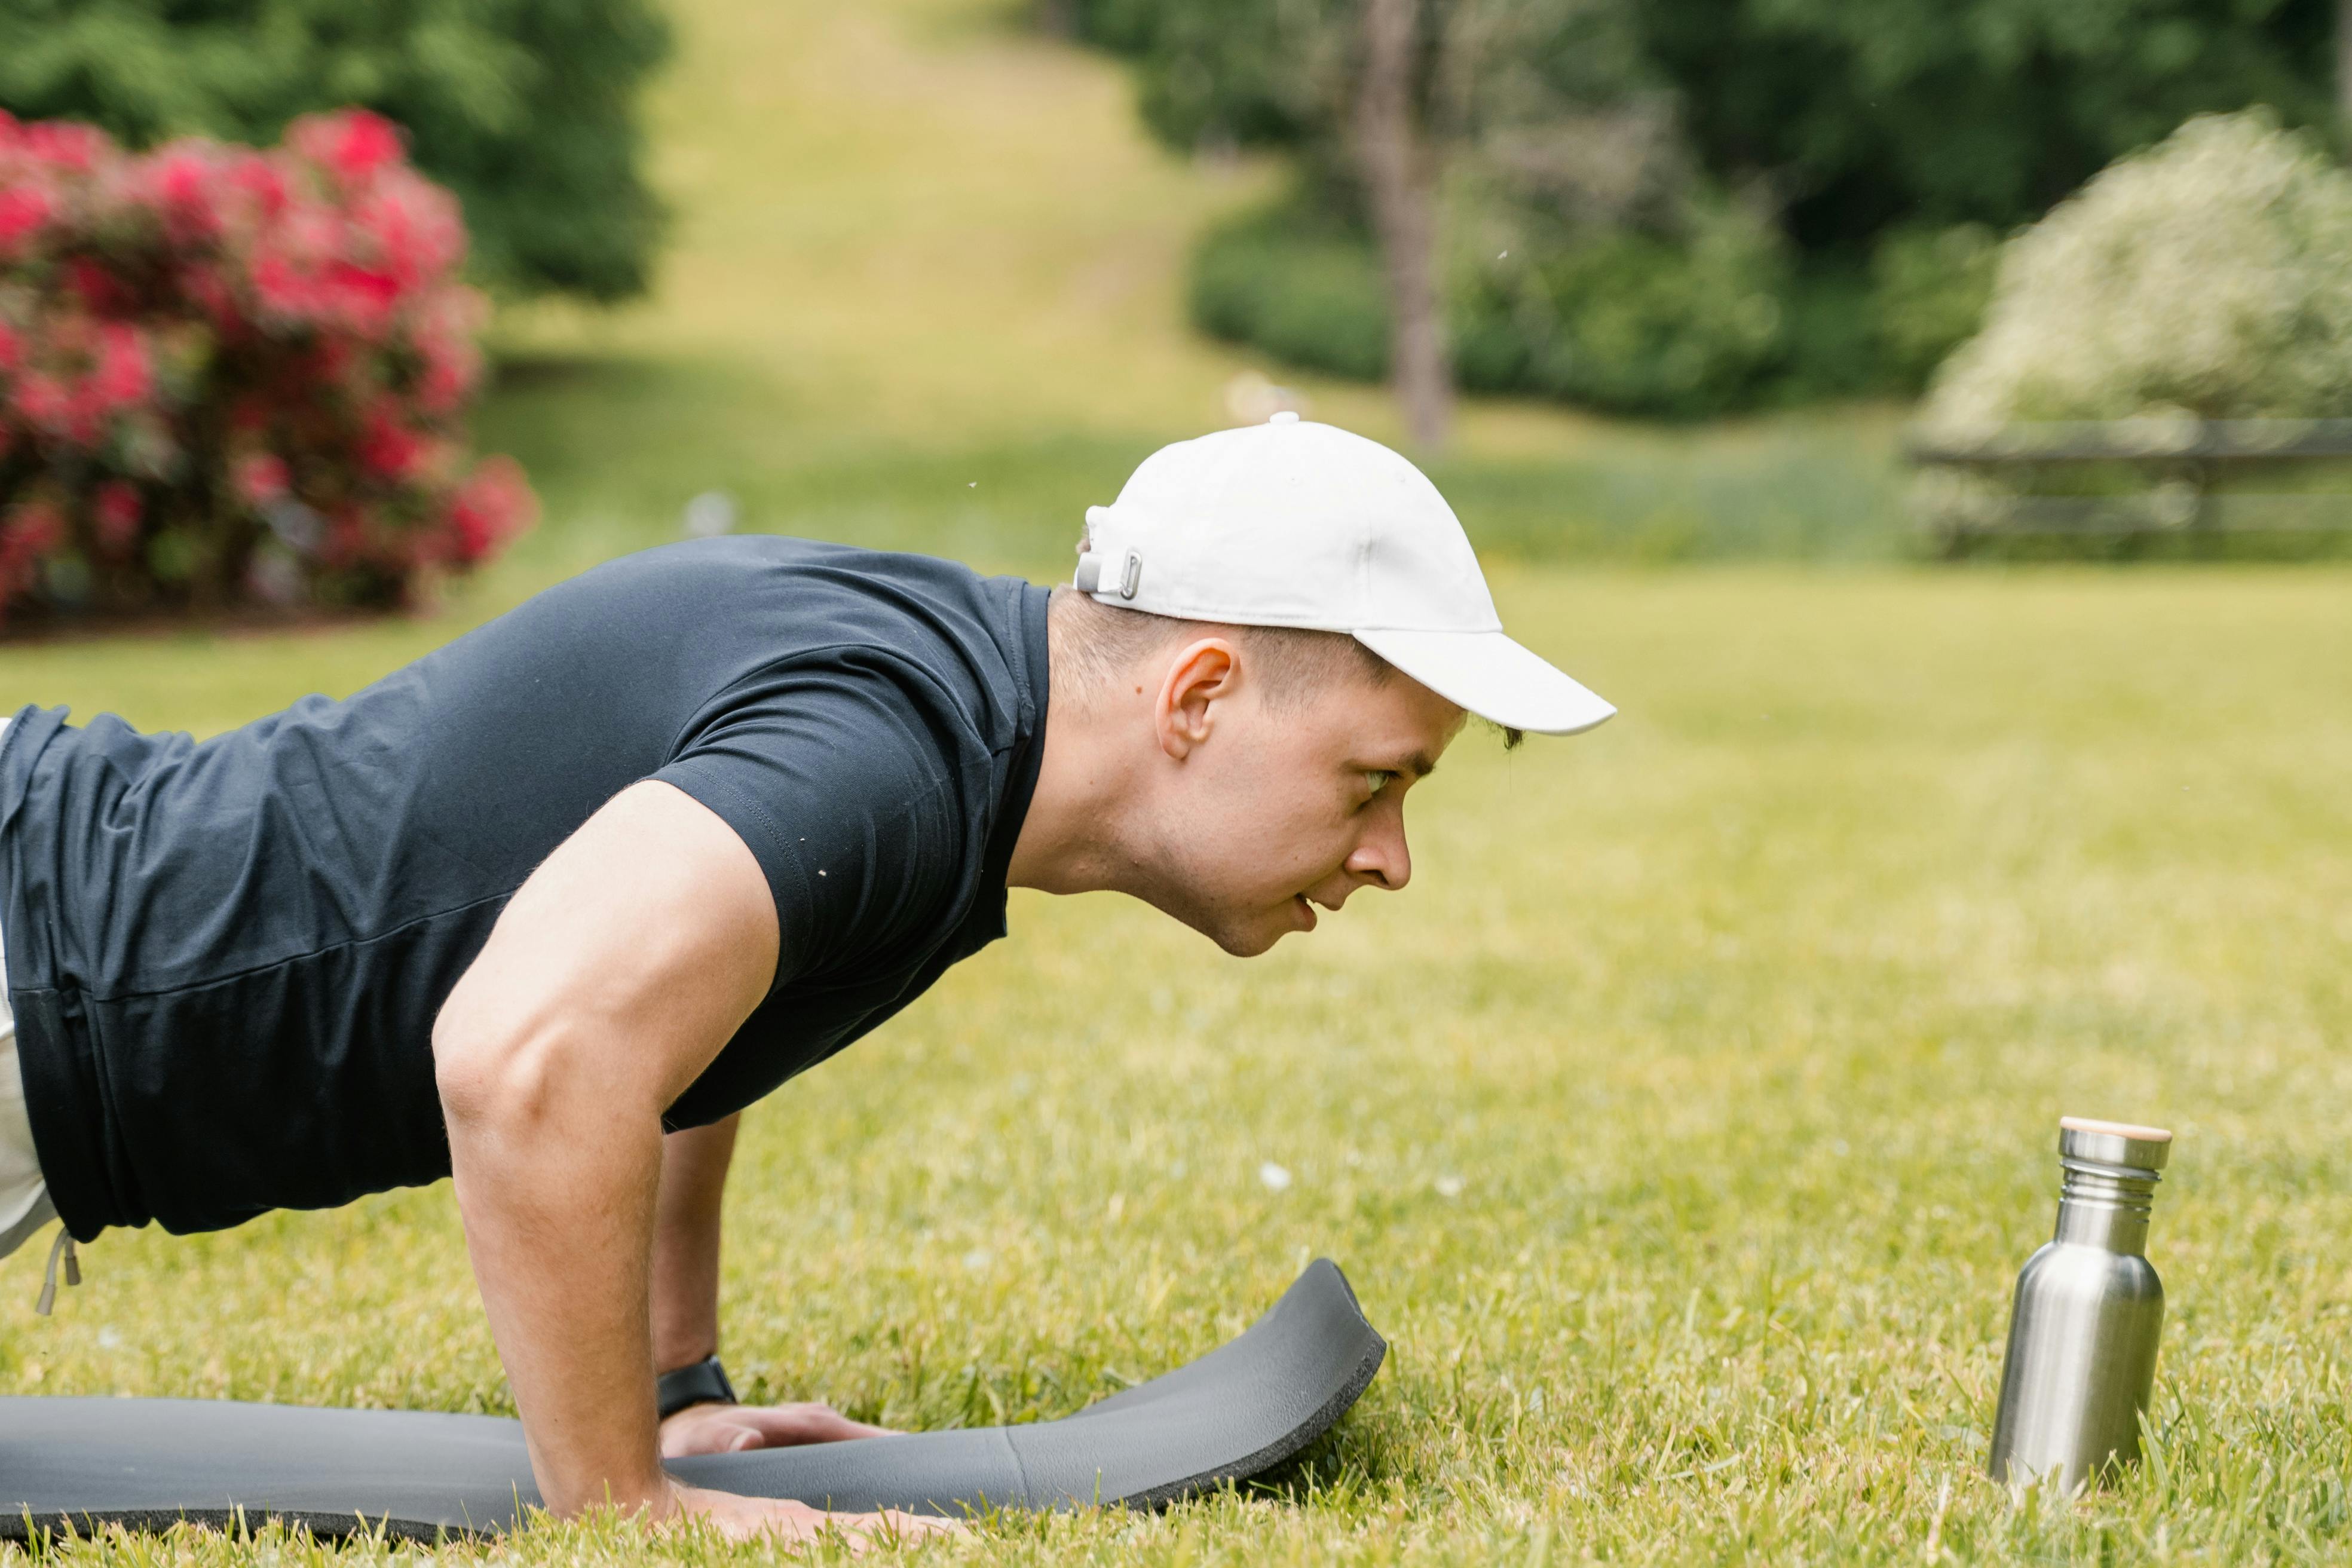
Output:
[{"left": 1353, "top": 627, "right": 1615, "bottom": 736}]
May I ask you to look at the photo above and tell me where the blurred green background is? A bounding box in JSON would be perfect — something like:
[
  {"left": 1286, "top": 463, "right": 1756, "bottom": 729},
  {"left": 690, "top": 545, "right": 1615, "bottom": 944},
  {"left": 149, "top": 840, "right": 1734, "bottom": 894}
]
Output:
[{"left": 4, "top": 1, "right": 2352, "bottom": 1565}]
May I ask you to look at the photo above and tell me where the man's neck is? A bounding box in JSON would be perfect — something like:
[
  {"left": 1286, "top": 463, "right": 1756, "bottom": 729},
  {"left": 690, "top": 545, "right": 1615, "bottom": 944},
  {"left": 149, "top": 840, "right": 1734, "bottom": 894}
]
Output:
[{"left": 1005, "top": 687, "right": 1147, "bottom": 897}]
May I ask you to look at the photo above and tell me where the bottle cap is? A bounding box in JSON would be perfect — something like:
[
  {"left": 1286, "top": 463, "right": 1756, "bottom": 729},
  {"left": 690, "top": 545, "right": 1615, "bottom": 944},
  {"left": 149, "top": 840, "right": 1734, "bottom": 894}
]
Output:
[{"left": 2059, "top": 1116, "right": 2172, "bottom": 1172}]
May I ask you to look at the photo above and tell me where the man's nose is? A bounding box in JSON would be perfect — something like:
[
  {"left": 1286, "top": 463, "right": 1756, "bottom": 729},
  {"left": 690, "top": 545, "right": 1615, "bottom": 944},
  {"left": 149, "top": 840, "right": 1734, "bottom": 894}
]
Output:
[{"left": 1345, "top": 814, "right": 1411, "bottom": 893}]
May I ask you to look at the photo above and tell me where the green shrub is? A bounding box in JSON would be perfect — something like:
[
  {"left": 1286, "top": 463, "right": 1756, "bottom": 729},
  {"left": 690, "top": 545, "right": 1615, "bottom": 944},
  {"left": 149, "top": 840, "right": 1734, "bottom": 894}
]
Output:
[
  {"left": 1464, "top": 203, "right": 1788, "bottom": 416},
  {"left": 1922, "top": 111, "right": 2352, "bottom": 436},
  {"left": 1867, "top": 224, "right": 1999, "bottom": 393},
  {"left": 0, "top": 0, "right": 671, "bottom": 303},
  {"left": 1196, "top": 191, "right": 1793, "bottom": 417},
  {"left": 1910, "top": 113, "right": 2352, "bottom": 558},
  {"left": 1756, "top": 262, "right": 1881, "bottom": 405},
  {"left": 1188, "top": 203, "right": 1391, "bottom": 382}
]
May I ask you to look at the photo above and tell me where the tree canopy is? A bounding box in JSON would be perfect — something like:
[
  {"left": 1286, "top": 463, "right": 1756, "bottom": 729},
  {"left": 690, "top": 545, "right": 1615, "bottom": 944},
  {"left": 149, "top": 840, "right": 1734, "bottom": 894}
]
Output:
[
  {"left": 1062, "top": 0, "right": 2340, "bottom": 418},
  {"left": 1068, "top": 0, "right": 2336, "bottom": 254},
  {"left": 1640, "top": 0, "right": 2335, "bottom": 252},
  {"left": 0, "top": 0, "right": 672, "bottom": 303}
]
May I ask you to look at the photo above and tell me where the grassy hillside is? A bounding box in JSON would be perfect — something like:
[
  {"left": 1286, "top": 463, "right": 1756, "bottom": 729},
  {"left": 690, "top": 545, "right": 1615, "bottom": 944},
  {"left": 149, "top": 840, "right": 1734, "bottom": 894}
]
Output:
[{"left": 473, "top": 0, "right": 1907, "bottom": 595}]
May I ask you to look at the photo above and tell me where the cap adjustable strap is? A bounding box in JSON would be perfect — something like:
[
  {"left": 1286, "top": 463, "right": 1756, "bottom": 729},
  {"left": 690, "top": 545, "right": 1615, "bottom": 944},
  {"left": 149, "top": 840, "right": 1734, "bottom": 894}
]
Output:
[{"left": 1074, "top": 547, "right": 1142, "bottom": 601}]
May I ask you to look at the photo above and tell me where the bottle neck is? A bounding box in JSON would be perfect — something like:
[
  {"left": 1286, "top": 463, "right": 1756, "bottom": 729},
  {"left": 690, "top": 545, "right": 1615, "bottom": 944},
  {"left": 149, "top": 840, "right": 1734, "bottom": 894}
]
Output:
[{"left": 2053, "top": 1156, "right": 2159, "bottom": 1254}]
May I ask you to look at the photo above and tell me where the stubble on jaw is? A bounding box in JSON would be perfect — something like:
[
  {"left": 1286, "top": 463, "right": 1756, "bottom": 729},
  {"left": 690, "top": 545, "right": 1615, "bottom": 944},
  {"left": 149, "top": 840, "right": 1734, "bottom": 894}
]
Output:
[{"left": 1117, "top": 835, "right": 1301, "bottom": 958}]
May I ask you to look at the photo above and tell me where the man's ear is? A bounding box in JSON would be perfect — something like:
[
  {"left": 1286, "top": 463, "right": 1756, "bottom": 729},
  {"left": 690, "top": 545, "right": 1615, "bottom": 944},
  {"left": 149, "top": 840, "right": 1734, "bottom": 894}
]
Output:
[{"left": 1154, "top": 637, "right": 1239, "bottom": 761}]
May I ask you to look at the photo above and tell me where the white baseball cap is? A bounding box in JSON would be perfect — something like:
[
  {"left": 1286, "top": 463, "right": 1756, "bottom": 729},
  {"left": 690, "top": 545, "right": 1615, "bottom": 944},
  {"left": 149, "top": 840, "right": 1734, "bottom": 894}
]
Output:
[{"left": 1074, "top": 413, "right": 1614, "bottom": 735}]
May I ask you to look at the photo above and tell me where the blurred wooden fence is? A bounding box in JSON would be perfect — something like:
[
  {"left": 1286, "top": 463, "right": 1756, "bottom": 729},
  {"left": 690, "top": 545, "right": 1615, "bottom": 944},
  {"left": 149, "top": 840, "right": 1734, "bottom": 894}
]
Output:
[{"left": 1904, "top": 418, "right": 2352, "bottom": 552}]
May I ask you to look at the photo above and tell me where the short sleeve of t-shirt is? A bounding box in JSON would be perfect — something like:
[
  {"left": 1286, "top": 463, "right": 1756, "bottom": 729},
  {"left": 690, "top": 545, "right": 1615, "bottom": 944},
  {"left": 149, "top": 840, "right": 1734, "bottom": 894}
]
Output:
[{"left": 650, "top": 651, "right": 978, "bottom": 990}]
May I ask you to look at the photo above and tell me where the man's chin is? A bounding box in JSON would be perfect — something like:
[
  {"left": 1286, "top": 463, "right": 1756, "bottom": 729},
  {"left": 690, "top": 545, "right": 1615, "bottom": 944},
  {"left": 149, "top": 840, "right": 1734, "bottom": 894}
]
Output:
[
  {"left": 1146, "top": 889, "right": 1313, "bottom": 958},
  {"left": 1201, "top": 904, "right": 1315, "bottom": 958},
  {"left": 1212, "top": 924, "right": 1287, "bottom": 958}
]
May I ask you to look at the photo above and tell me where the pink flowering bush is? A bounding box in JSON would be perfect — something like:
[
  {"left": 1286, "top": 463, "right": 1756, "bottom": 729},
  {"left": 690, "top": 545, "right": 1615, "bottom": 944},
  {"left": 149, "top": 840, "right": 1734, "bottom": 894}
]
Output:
[{"left": 0, "top": 109, "right": 535, "bottom": 624}]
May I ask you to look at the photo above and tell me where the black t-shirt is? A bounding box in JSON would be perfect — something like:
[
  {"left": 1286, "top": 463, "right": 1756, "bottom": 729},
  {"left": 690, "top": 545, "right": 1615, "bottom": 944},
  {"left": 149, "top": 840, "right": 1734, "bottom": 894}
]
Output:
[{"left": 0, "top": 538, "right": 1051, "bottom": 1241}]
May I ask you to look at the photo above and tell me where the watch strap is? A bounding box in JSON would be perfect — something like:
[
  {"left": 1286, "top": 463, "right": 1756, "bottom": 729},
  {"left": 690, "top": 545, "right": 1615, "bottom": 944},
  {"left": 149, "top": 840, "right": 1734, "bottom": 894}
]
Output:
[{"left": 656, "top": 1354, "right": 737, "bottom": 1422}]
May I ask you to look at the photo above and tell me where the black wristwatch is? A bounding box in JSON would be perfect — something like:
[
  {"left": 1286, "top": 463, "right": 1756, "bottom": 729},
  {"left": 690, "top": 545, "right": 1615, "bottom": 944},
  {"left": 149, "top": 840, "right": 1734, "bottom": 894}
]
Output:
[{"left": 656, "top": 1354, "right": 739, "bottom": 1422}]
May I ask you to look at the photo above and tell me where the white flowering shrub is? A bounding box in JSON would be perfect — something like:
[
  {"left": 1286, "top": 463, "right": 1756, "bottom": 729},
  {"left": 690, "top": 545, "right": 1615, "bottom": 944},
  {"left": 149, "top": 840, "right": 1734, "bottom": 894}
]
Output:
[{"left": 1920, "top": 111, "right": 2352, "bottom": 439}]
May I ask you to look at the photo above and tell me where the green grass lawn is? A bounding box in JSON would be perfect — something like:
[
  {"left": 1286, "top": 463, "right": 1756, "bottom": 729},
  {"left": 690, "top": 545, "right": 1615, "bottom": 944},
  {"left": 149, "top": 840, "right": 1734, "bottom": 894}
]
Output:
[
  {"left": 7, "top": 569, "right": 2351, "bottom": 1568},
  {"left": 5, "top": 1, "right": 2352, "bottom": 1564}
]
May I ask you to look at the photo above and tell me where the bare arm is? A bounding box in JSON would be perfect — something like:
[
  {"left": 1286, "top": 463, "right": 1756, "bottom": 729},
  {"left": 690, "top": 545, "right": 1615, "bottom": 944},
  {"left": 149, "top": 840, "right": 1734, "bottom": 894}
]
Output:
[
  {"left": 435, "top": 780, "right": 773, "bottom": 1517},
  {"left": 434, "top": 781, "right": 938, "bottom": 1541},
  {"left": 651, "top": 1115, "right": 739, "bottom": 1374},
  {"left": 648, "top": 1114, "right": 892, "bottom": 1459}
]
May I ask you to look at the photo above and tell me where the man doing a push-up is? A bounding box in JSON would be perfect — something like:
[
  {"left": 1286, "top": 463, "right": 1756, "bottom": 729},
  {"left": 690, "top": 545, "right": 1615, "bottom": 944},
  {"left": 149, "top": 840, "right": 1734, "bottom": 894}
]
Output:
[{"left": 0, "top": 416, "right": 1612, "bottom": 1544}]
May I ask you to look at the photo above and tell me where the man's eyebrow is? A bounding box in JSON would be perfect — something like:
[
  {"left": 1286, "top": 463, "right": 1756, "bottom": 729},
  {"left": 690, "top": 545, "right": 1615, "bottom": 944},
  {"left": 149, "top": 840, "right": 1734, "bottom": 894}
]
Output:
[{"left": 1355, "top": 749, "right": 1438, "bottom": 780}]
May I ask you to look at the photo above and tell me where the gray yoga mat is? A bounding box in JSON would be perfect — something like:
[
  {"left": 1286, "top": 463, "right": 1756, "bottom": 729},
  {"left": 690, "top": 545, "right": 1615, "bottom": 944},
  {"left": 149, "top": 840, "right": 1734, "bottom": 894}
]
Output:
[{"left": 0, "top": 1258, "right": 1384, "bottom": 1541}]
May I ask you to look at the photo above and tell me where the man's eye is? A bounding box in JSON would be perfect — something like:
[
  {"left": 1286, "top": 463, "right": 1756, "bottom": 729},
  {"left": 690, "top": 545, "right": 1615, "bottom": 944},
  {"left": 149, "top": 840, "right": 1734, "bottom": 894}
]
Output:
[{"left": 1362, "top": 770, "right": 1395, "bottom": 798}]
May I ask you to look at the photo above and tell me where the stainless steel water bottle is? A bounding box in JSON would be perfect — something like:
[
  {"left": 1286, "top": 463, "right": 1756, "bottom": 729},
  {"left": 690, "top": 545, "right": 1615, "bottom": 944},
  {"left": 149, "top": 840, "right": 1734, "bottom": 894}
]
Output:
[{"left": 1986, "top": 1116, "right": 2172, "bottom": 1492}]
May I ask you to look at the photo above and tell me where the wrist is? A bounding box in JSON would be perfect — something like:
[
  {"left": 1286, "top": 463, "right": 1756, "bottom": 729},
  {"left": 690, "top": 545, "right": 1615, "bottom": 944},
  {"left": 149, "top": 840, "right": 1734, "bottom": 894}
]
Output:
[
  {"left": 547, "top": 1463, "right": 675, "bottom": 1521},
  {"left": 651, "top": 1335, "right": 718, "bottom": 1378},
  {"left": 656, "top": 1353, "right": 737, "bottom": 1422},
  {"left": 649, "top": 1474, "right": 692, "bottom": 1520}
]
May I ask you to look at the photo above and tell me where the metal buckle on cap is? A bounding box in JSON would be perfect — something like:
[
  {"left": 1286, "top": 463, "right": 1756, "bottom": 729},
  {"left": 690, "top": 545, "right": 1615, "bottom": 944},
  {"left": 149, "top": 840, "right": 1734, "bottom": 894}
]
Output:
[{"left": 1075, "top": 547, "right": 1141, "bottom": 601}]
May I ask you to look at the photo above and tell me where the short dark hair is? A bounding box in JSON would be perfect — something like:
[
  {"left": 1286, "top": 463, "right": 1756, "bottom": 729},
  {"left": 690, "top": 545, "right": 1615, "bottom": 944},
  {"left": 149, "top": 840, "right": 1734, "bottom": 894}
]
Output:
[{"left": 1048, "top": 587, "right": 1523, "bottom": 746}]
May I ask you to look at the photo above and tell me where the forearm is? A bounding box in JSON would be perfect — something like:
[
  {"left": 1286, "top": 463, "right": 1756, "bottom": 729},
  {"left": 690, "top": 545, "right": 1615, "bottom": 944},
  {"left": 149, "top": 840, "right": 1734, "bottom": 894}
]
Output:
[
  {"left": 651, "top": 1113, "right": 740, "bottom": 1371},
  {"left": 444, "top": 1058, "right": 670, "bottom": 1516}
]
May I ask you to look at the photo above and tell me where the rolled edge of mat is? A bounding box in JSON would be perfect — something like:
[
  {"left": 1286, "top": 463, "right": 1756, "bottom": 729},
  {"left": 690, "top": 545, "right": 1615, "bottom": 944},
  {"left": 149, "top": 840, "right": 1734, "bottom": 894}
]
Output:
[
  {"left": 1109, "top": 1258, "right": 1388, "bottom": 1511},
  {"left": 1118, "top": 1327, "right": 1387, "bottom": 1511}
]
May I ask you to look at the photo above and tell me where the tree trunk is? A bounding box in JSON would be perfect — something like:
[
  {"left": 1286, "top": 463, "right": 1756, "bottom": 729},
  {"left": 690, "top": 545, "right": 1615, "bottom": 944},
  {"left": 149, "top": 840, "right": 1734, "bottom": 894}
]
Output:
[
  {"left": 1036, "top": 0, "right": 1077, "bottom": 39},
  {"left": 1353, "top": 0, "right": 1452, "bottom": 452}
]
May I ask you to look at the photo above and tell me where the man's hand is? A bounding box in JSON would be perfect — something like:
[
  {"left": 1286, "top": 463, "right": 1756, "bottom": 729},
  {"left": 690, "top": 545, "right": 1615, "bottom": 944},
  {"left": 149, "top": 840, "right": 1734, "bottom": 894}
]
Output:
[
  {"left": 656, "top": 1406, "right": 957, "bottom": 1548},
  {"left": 662, "top": 1483, "right": 959, "bottom": 1547},
  {"left": 660, "top": 1399, "right": 891, "bottom": 1457}
]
